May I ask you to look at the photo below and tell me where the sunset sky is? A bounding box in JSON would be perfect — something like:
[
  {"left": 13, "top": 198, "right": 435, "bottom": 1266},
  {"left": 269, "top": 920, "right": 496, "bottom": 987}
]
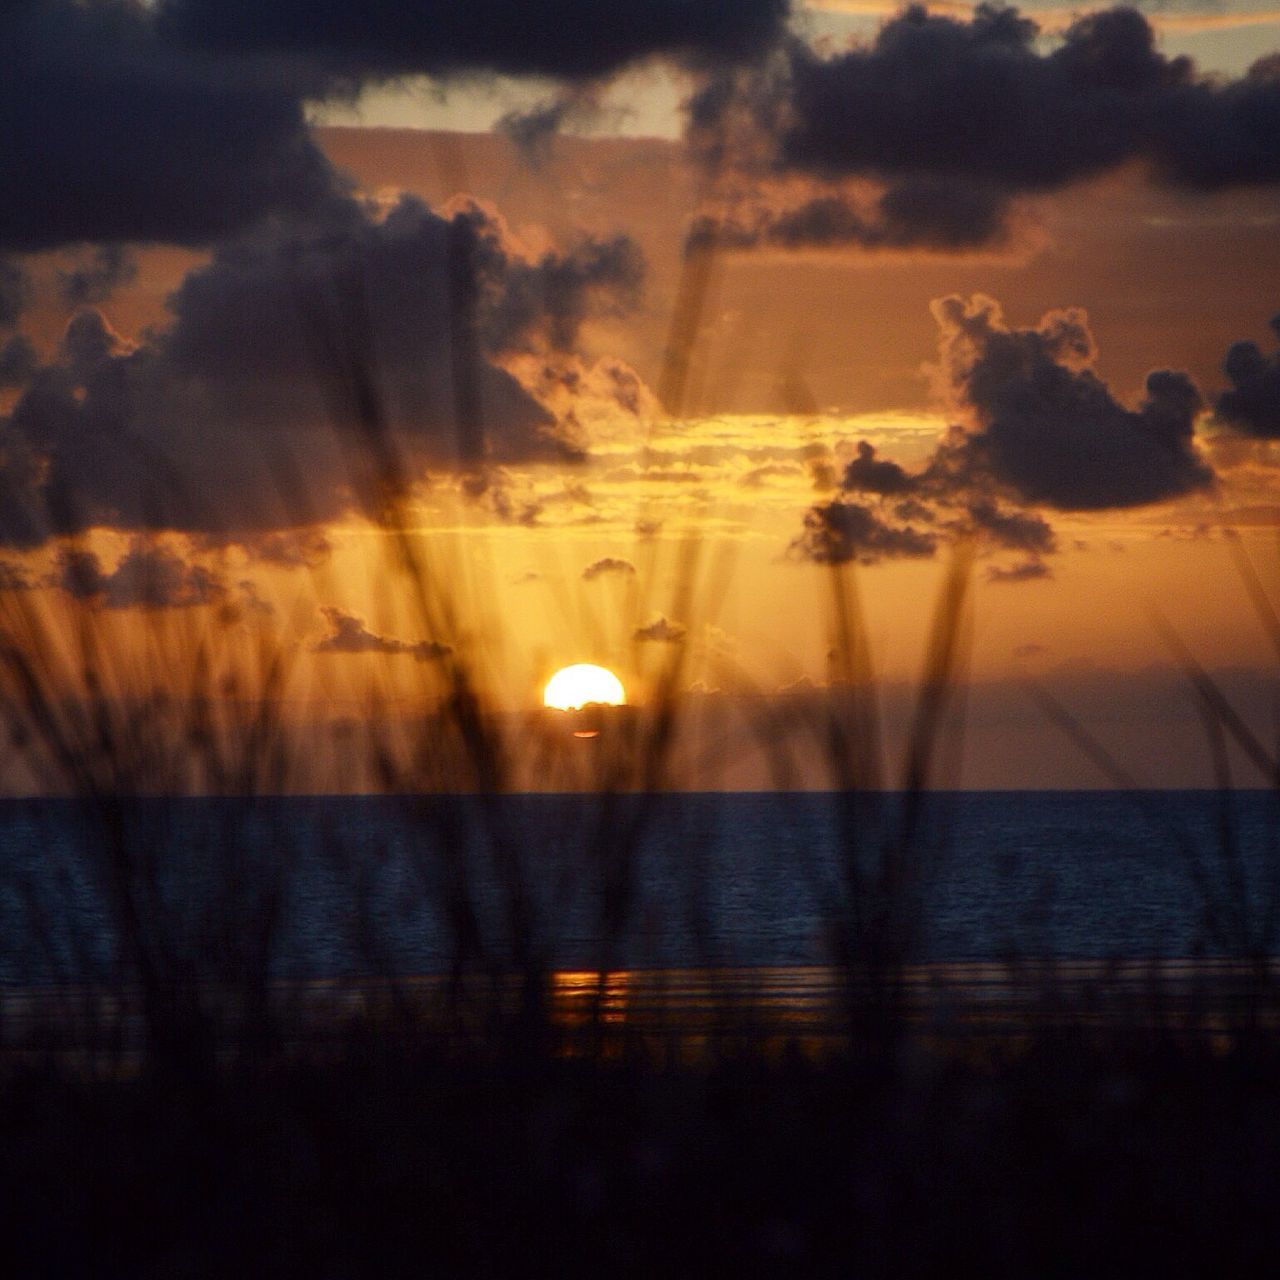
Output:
[{"left": 6, "top": 0, "right": 1280, "bottom": 788}]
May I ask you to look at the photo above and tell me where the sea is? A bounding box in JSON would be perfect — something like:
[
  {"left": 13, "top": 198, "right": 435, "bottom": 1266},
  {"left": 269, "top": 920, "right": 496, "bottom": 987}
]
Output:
[{"left": 0, "top": 790, "right": 1277, "bottom": 983}]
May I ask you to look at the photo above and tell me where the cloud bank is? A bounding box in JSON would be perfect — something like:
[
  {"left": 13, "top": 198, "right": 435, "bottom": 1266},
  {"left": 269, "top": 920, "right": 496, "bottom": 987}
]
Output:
[
  {"left": 688, "top": 4, "right": 1280, "bottom": 250},
  {"left": 1, "top": 1, "right": 337, "bottom": 252},
  {"left": 159, "top": 0, "right": 791, "bottom": 81},
  {"left": 0, "top": 196, "right": 643, "bottom": 547}
]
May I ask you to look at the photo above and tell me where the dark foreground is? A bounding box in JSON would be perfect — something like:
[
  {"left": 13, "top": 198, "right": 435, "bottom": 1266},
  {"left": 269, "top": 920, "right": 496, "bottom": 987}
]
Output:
[{"left": 5, "top": 988, "right": 1280, "bottom": 1277}]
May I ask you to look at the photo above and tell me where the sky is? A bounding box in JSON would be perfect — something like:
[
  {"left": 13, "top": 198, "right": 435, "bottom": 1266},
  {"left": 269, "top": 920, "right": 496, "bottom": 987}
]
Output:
[{"left": 5, "top": 0, "right": 1280, "bottom": 789}]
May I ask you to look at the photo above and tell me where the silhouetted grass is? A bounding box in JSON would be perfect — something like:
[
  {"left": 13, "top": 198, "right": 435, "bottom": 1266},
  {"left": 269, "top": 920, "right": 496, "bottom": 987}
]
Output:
[{"left": 0, "top": 236, "right": 1279, "bottom": 1274}]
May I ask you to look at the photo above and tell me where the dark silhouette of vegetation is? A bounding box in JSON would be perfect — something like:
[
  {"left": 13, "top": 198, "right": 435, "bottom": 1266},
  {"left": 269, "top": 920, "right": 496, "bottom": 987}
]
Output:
[{"left": 0, "top": 240, "right": 1277, "bottom": 1275}]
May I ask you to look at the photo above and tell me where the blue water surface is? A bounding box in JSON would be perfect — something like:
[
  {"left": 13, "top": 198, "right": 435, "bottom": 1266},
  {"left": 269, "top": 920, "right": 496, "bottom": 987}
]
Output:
[{"left": 0, "top": 791, "right": 1277, "bottom": 981}]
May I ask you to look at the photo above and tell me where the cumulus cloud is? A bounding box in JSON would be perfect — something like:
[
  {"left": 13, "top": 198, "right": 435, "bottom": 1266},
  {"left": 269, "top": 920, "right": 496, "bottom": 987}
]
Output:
[
  {"left": 842, "top": 441, "right": 915, "bottom": 496},
  {"left": 1215, "top": 313, "right": 1280, "bottom": 438},
  {"left": 0, "top": 196, "right": 642, "bottom": 547},
  {"left": 582, "top": 556, "right": 636, "bottom": 580},
  {"left": 792, "top": 294, "right": 1209, "bottom": 569},
  {"left": 160, "top": 0, "right": 789, "bottom": 81},
  {"left": 687, "top": 5, "right": 1280, "bottom": 250},
  {"left": 635, "top": 615, "right": 687, "bottom": 643},
  {"left": 313, "top": 607, "right": 451, "bottom": 660},
  {"left": 932, "top": 294, "right": 1211, "bottom": 509},
  {"left": 791, "top": 500, "right": 936, "bottom": 564},
  {"left": 48, "top": 542, "right": 225, "bottom": 610}
]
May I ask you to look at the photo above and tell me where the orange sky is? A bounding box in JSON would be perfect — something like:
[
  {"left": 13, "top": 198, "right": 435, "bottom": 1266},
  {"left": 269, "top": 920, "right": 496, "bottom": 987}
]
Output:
[{"left": 6, "top": 6, "right": 1280, "bottom": 790}]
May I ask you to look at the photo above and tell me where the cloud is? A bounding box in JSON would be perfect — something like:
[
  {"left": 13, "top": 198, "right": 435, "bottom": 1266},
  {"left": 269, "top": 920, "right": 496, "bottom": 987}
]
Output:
[
  {"left": 160, "top": 0, "right": 790, "bottom": 81},
  {"left": 792, "top": 293, "right": 1207, "bottom": 567},
  {"left": 963, "top": 499, "right": 1056, "bottom": 555},
  {"left": 687, "top": 179, "right": 1010, "bottom": 254},
  {"left": 59, "top": 308, "right": 129, "bottom": 380},
  {"left": 842, "top": 441, "right": 916, "bottom": 496},
  {"left": 582, "top": 556, "right": 636, "bottom": 580},
  {"left": 497, "top": 86, "right": 609, "bottom": 164},
  {"left": 0, "top": 196, "right": 641, "bottom": 547},
  {"left": 479, "top": 224, "right": 643, "bottom": 354},
  {"left": 58, "top": 246, "right": 138, "bottom": 308},
  {"left": 0, "top": 559, "right": 32, "bottom": 593},
  {"left": 687, "top": 5, "right": 1280, "bottom": 249},
  {"left": 986, "top": 558, "right": 1052, "bottom": 583},
  {"left": 635, "top": 614, "right": 687, "bottom": 643},
  {"left": 0, "top": 335, "right": 36, "bottom": 388},
  {"left": 0, "top": 1, "right": 337, "bottom": 252},
  {"left": 1215, "top": 313, "right": 1280, "bottom": 438},
  {"left": 48, "top": 542, "right": 225, "bottom": 610},
  {"left": 0, "top": 257, "right": 30, "bottom": 328},
  {"left": 459, "top": 469, "right": 543, "bottom": 525},
  {"left": 313, "top": 607, "right": 451, "bottom": 660},
  {"left": 931, "top": 294, "right": 1212, "bottom": 509},
  {"left": 791, "top": 500, "right": 936, "bottom": 564},
  {"left": 240, "top": 529, "right": 333, "bottom": 569},
  {"left": 3, "top": 2, "right": 786, "bottom": 255}
]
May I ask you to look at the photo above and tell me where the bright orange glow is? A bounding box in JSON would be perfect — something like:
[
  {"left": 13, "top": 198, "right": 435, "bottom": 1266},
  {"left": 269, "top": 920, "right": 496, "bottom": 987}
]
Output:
[{"left": 543, "top": 664, "right": 626, "bottom": 711}]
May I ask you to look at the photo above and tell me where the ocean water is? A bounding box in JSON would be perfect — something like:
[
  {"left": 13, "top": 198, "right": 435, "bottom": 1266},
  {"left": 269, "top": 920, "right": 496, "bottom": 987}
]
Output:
[{"left": 0, "top": 790, "right": 1277, "bottom": 982}]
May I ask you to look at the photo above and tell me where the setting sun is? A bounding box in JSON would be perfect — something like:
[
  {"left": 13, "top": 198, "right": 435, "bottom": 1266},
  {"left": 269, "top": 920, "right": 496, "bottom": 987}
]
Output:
[{"left": 543, "top": 664, "right": 626, "bottom": 711}]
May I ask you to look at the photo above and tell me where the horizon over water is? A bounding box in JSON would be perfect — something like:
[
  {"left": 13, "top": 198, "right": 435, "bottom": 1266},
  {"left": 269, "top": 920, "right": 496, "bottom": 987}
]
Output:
[{"left": 0, "top": 790, "right": 1277, "bottom": 983}]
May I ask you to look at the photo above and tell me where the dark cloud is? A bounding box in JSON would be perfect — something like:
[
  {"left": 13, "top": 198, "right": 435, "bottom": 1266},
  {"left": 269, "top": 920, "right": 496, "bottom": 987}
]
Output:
[
  {"left": 0, "top": 559, "right": 31, "bottom": 593},
  {"left": 0, "top": 1, "right": 337, "bottom": 251},
  {"left": 842, "top": 441, "right": 915, "bottom": 496},
  {"left": 479, "top": 226, "right": 643, "bottom": 354},
  {"left": 59, "top": 308, "right": 129, "bottom": 380},
  {"left": 48, "top": 542, "right": 225, "bottom": 610},
  {"left": 792, "top": 294, "right": 1207, "bottom": 567},
  {"left": 986, "top": 558, "right": 1052, "bottom": 583},
  {"left": 689, "top": 5, "right": 1280, "bottom": 249},
  {"left": 58, "top": 246, "right": 139, "bottom": 307},
  {"left": 228, "top": 579, "right": 275, "bottom": 620},
  {"left": 4, "top": 0, "right": 786, "bottom": 256},
  {"left": 0, "top": 257, "right": 30, "bottom": 327},
  {"left": 240, "top": 529, "right": 333, "bottom": 569},
  {"left": 497, "top": 86, "right": 607, "bottom": 164},
  {"left": 460, "top": 470, "right": 543, "bottom": 526},
  {"left": 0, "top": 334, "right": 36, "bottom": 388},
  {"left": 1215, "top": 313, "right": 1280, "bottom": 438},
  {"left": 791, "top": 500, "right": 936, "bottom": 565},
  {"left": 313, "top": 607, "right": 450, "bottom": 661},
  {"left": 964, "top": 499, "right": 1056, "bottom": 555},
  {"left": 0, "top": 196, "right": 640, "bottom": 547},
  {"left": 933, "top": 294, "right": 1211, "bottom": 509},
  {"left": 160, "top": 0, "right": 789, "bottom": 81},
  {"left": 582, "top": 557, "right": 636, "bottom": 580},
  {"left": 635, "top": 615, "right": 686, "bottom": 643},
  {"left": 687, "top": 180, "right": 1009, "bottom": 255}
]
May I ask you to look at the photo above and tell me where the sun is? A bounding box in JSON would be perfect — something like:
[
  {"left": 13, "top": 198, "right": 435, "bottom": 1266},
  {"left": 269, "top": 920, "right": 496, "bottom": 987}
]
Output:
[{"left": 543, "top": 663, "right": 626, "bottom": 711}]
